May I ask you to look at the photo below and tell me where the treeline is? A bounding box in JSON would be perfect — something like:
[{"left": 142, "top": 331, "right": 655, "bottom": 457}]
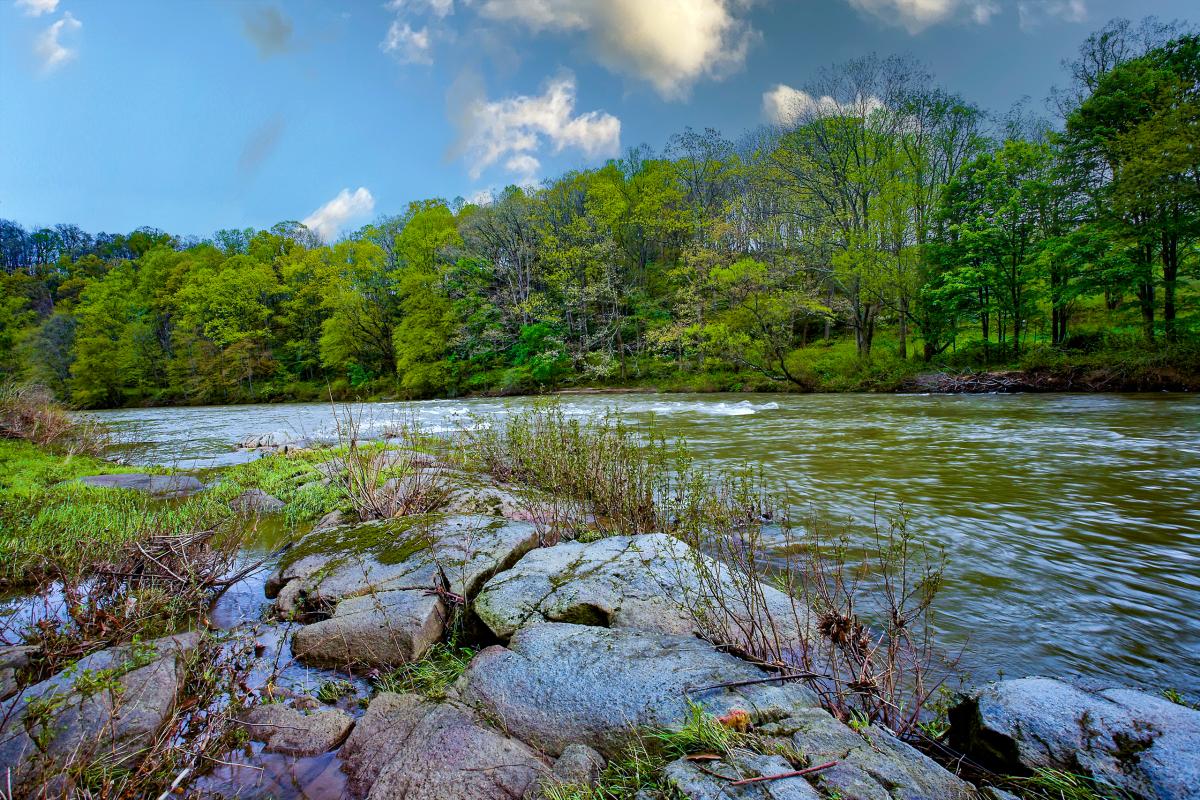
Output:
[{"left": 1, "top": 19, "right": 1197, "bottom": 407}]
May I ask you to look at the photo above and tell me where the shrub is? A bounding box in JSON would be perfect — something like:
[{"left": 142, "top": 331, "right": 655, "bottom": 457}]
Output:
[{"left": 0, "top": 383, "right": 108, "bottom": 456}]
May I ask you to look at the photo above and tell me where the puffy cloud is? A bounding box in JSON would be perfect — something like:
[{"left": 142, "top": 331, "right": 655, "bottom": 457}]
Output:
[
  {"left": 381, "top": 21, "right": 432, "bottom": 63},
  {"left": 35, "top": 11, "right": 81, "bottom": 72},
  {"left": 475, "top": 0, "right": 758, "bottom": 99},
  {"left": 846, "top": 0, "right": 1002, "bottom": 33},
  {"left": 763, "top": 83, "right": 883, "bottom": 126},
  {"left": 450, "top": 72, "right": 620, "bottom": 180},
  {"left": 15, "top": 0, "right": 58, "bottom": 16},
  {"left": 242, "top": 6, "right": 294, "bottom": 57},
  {"left": 302, "top": 188, "right": 375, "bottom": 241},
  {"left": 505, "top": 154, "right": 541, "bottom": 182}
]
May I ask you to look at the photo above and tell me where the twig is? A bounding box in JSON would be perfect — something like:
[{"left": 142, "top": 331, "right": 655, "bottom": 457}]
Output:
[
  {"left": 685, "top": 672, "right": 822, "bottom": 696},
  {"left": 728, "top": 760, "right": 837, "bottom": 786},
  {"left": 155, "top": 767, "right": 190, "bottom": 800}
]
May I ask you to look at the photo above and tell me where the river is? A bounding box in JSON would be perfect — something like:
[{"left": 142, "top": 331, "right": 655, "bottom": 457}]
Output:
[{"left": 93, "top": 392, "right": 1200, "bottom": 696}]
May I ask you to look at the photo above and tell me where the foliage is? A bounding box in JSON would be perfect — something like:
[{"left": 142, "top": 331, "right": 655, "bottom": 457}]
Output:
[
  {"left": 0, "top": 19, "right": 1195, "bottom": 405},
  {"left": 374, "top": 642, "right": 477, "bottom": 700}
]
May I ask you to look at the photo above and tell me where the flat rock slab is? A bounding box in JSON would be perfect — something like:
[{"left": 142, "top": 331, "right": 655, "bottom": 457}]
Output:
[
  {"left": 240, "top": 704, "right": 354, "bottom": 756},
  {"left": 474, "top": 533, "right": 813, "bottom": 653},
  {"left": 77, "top": 473, "right": 204, "bottom": 497},
  {"left": 951, "top": 677, "right": 1200, "bottom": 800},
  {"left": 664, "top": 750, "right": 824, "bottom": 799},
  {"left": 457, "top": 622, "right": 822, "bottom": 759},
  {"left": 758, "top": 707, "right": 976, "bottom": 800},
  {"left": 0, "top": 633, "right": 197, "bottom": 795},
  {"left": 338, "top": 691, "right": 547, "bottom": 800}
]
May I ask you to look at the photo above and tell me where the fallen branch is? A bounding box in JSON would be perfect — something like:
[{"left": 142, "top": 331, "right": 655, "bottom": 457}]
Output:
[{"left": 728, "top": 760, "right": 838, "bottom": 786}]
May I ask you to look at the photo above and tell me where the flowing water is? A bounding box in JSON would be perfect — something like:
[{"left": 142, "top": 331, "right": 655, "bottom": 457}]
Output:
[{"left": 92, "top": 392, "right": 1200, "bottom": 698}]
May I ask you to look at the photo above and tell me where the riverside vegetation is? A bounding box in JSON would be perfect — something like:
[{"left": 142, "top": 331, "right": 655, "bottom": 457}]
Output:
[
  {"left": 1, "top": 18, "right": 1199, "bottom": 408},
  {"left": 0, "top": 389, "right": 1197, "bottom": 799}
]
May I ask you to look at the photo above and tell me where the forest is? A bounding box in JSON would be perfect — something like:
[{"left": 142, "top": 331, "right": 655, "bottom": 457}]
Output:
[{"left": 1, "top": 18, "right": 1197, "bottom": 408}]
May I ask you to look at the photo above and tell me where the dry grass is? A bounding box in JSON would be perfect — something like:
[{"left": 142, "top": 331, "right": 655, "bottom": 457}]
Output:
[{"left": 0, "top": 383, "right": 108, "bottom": 456}]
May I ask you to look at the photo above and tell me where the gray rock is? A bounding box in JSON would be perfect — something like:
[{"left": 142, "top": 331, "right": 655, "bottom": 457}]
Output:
[
  {"left": 664, "top": 750, "right": 823, "bottom": 799},
  {"left": 239, "top": 431, "right": 303, "bottom": 450},
  {"left": 340, "top": 692, "right": 437, "bottom": 796},
  {"left": 0, "top": 644, "right": 37, "bottom": 701},
  {"left": 0, "top": 633, "right": 197, "bottom": 795},
  {"left": 758, "top": 706, "right": 975, "bottom": 800},
  {"left": 457, "top": 622, "right": 821, "bottom": 759},
  {"left": 239, "top": 703, "right": 353, "bottom": 755},
  {"left": 229, "top": 488, "right": 286, "bottom": 514},
  {"left": 76, "top": 473, "right": 204, "bottom": 497},
  {"left": 292, "top": 587, "right": 447, "bottom": 668},
  {"left": 270, "top": 516, "right": 538, "bottom": 668},
  {"left": 550, "top": 743, "right": 606, "bottom": 786},
  {"left": 951, "top": 677, "right": 1200, "bottom": 800},
  {"left": 337, "top": 691, "right": 548, "bottom": 800},
  {"left": 370, "top": 702, "right": 548, "bottom": 800},
  {"left": 474, "top": 533, "right": 812, "bottom": 654}
]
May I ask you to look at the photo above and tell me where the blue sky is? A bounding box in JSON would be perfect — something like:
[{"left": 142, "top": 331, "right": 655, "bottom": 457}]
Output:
[{"left": 1, "top": 0, "right": 1194, "bottom": 239}]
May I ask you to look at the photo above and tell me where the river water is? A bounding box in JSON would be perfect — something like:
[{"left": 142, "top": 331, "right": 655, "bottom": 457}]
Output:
[{"left": 93, "top": 392, "right": 1200, "bottom": 696}]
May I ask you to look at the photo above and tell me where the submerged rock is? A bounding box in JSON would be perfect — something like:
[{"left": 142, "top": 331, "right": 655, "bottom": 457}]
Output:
[
  {"left": 229, "top": 488, "right": 285, "bottom": 514},
  {"left": 950, "top": 677, "right": 1200, "bottom": 800},
  {"left": 0, "top": 633, "right": 197, "bottom": 795},
  {"left": 76, "top": 473, "right": 204, "bottom": 497},
  {"left": 271, "top": 515, "right": 538, "bottom": 668},
  {"left": 474, "top": 533, "right": 812, "bottom": 652},
  {"left": 239, "top": 703, "right": 354, "bottom": 756},
  {"left": 338, "top": 691, "right": 548, "bottom": 800},
  {"left": 457, "top": 622, "right": 822, "bottom": 759}
]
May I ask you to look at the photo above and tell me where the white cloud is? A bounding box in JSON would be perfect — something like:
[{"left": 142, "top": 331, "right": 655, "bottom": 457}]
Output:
[
  {"left": 1018, "top": 0, "right": 1086, "bottom": 30},
  {"left": 763, "top": 83, "right": 883, "bottom": 126},
  {"left": 504, "top": 154, "right": 541, "bottom": 182},
  {"left": 452, "top": 72, "right": 620, "bottom": 180},
  {"left": 35, "top": 12, "right": 81, "bottom": 72},
  {"left": 388, "top": 0, "right": 455, "bottom": 17},
  {"left": 382, "top": 21, "right": 433, "bottom": 63},
  {"left": 476, "top": 0, "right": 757, "bottom": 99},
  {"left": 302, "top": 187, "right": 375, "bottom": 241},
  {"left": 467, "top": 189, "right": 495, "bottom": 206},
  {"left": 15, "top": 0, "right": 58, "bottom": 16},
  {"left": 846, "top": 0, "right": 1003, "bottom": 33}
]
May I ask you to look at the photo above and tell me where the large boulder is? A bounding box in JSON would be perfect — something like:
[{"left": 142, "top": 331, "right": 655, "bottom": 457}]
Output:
[
  {"left": 474, "top": 533, "right": 812, "bottom": 653},
  {"left": 239, "top": 703, "right": 354, "bottom": 756},
  {"left": 950, "top": 677, "right": 1200, "bottom": 800},
  {"left": 457, "top": 622, "right": 822, "bottom": 759},
  {"left": 76, "top": 473, "right": 204, "bottom": 498},
  {"left": 338, "top": 691, "right": 548, "bottom": 800},
  {"left": 271, "top": 515, "right": 538, "bottom": 668},
  {"left": 757, "top": 706, "right": 976, "bottom": 800},
  {"left": 0, "top": 633, "right": 197, "bottom": 795}
]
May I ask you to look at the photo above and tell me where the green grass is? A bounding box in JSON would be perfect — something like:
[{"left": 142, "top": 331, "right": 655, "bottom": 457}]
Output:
[
  {"left": 1015, "top": 768, "right": 1137, "bottom": 800},
  {"left": 374, "top": 642, "right": 478, "bottom": 700}
]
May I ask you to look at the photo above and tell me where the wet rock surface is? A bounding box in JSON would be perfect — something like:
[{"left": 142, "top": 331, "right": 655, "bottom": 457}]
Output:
[
  {"left": 239, "top": 703, "right": 355, "bottom": 756},
  {"left": 0, "top": 633, "right": 197, "bottom": 795},
  {"left": 951, "top": 677, "right": 1200, "bottom": 800},
  {"left": 76, "top": 472, "right": 205, "bottom": 497}
]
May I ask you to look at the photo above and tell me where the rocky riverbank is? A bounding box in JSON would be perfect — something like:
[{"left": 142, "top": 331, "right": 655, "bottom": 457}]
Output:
[{"left": 1, "top": 448, "right": 1197, "bottom": 799}]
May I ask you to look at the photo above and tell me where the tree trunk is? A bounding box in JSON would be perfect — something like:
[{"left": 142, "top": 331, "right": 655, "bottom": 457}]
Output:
[
  {"left": 897, "top": 295, "right": 908, "bottom": 360},
  {"left": 1162, "top": 232, "right": 1178, "bottom": 342}
]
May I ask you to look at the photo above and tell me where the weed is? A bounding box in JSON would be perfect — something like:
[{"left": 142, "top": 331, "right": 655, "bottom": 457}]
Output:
[
  {"left": 374, "top": 642, "right": 477, "bottom": 700},
  {"left": 316, "top": 678, "right": 356, "bottom": 703},
  {"left": 1015, "top": 768, "right": 1137, "bottom": 800}
]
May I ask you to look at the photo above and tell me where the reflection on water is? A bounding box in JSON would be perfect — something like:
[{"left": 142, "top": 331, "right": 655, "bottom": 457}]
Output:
[{"left": 94, "top": 392, "right": 1200, "bottom": 695}]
